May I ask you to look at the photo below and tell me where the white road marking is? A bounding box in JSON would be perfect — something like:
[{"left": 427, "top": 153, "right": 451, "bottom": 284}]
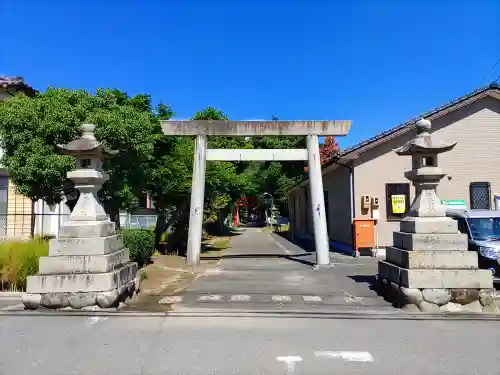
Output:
[
  {"left": 276, "top": 356, "right": 303, "bottom": 374},
  {"left": 230, "top": 294, "right": 251, "bottom": 302},
  {"left": 302, "top": 295, "right": 322, "bottom": 302},
  {"left": 267, "top": 234, "right": 292, "bottom": 255},
  {"left": 272, "top": 295, "right": 292, "bottom": 302},
  {"left": 197, "top": 295, "right": 222, "bottom": 302},
  {"left": 313, "top": 351, "right": 374, "bottom": 362},
  {"left": 87, "top": 316, "right": 108, "bottom": 325},
  {"left": 204, "top": 267, "right": 224, "bottom": 275}
]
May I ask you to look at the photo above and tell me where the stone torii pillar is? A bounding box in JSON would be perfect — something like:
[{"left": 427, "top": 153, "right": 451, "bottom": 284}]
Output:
[{"left": 161, "top": 120, "right": 352, "bottom": 267}]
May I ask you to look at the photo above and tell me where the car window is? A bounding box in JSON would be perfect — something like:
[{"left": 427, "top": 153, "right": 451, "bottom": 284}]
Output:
[
  {"left": 467, "top": 217, "right": 500, "bottom": 241},
  {"left": 457, "top": 218, "right": 469, "bottom": 236}
]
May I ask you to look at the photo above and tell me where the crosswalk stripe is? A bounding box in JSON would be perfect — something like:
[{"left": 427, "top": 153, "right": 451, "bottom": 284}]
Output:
[
  {"left": 230, "top": 295, "right": 251, "bottom": 302},
  {"left": 272, "top": 295, "right": 292, "bottom": 302},
  {"left": 197, "top": 295, "right": 222, "bottom": 302},
  {"left": 191, "top": 294, "right": 326, "bottom": 303},
  {"left": 302, "top": 295, "right": 322, "bottom": 302}
]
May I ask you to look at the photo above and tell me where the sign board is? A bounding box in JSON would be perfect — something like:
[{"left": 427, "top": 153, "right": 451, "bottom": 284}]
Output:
[
  {"left": 442, "top": 199, "right": 467, "bottom": 210},
  {"left": 391, "top": 194, "right": 406, "bottom": 214}
]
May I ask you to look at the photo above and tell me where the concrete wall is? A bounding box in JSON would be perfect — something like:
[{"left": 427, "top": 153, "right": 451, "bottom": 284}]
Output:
[
  {"left": 323, "top": 166, "right": 352, "bottom": 244},
  {"left": 33, "top": 199, "right": 71, "bottom": 238},
  {"left": 6, "top": 181, "right": 32, "bottom": 238}
]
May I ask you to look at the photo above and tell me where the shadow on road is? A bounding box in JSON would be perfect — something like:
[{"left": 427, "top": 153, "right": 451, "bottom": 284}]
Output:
[
  {"left": 200, "top": 252, "right": 315, "bottom": 267},
  {"left": 348, "top": 274, "right": 396, "bottom": 305}
]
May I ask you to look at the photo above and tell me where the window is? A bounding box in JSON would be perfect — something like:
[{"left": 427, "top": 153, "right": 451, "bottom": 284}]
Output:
[
  {"left": 467, "top": 217, "right": 500, "bottom": 241},
  {"left": 385, "top": 183, "right": 410, "bottom": 221},
  {"left": 457, "top": 218, "right": 469, "bottom": 237},
  {"left": 80, "top": 158, "right": 92, "bottom": 169},
  {"left": 470, "top": 182, "right": 491, "bottom": 209}
]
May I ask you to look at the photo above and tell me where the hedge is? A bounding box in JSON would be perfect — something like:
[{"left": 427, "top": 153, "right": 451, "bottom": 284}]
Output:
[{"left": 121, "top": 229, "right": 155, "bottom": 267}]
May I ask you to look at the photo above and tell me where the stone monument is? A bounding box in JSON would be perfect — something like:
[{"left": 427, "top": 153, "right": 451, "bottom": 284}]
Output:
[
  {"left": 378, "top": 118, "right": 498, "bottom": 313},
  {"left": 22, "top": 124, "right": 138, "bottom": 310}
]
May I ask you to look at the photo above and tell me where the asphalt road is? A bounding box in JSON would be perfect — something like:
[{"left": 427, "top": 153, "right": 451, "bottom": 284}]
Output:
[
  {"left": 0, "top": 314, "right": 499, "bottom": 375},
  {"left": 177, "top": 228, "right": 392, "bottom": 313}
]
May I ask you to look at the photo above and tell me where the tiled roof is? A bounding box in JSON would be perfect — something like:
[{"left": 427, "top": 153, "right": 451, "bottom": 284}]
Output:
[
  {"left": 0, "top": 75, "right": 36, "bottom": 96},
  {"left": 339, "top": 82, "right": 500, "bottom": 157}
]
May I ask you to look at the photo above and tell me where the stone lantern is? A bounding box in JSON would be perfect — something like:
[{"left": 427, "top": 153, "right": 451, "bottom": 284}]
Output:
[
  {"left": 23, "top": 124, "right": 138, "bottom": 310},
  {"left": 58, "top": 123, "right": 116, "bottom": 222},
  {"left": 398, "top": 118, "right": 456, "bottom": 228},
  {"left": 378, "top": 119, "right": 497, "bottom": 314}
]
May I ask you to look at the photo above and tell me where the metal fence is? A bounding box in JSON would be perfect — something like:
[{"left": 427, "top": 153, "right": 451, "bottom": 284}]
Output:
[
  {"left": 119, "top": 213, "right": 158, "bottom": 230},
  {"left": 0, "top": 212, "right": 159, "bottom": 241},
  {"left": 0, "top": 213, "right": 36, "bottom": 241}
]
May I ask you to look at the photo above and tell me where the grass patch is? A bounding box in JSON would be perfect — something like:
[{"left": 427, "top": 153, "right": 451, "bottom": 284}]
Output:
[
  {"left": 0, "top": 237, "right": 49, "bottom": 292},
  {"left": 211, "top": 238, "right": 230, "bottom": 250}
]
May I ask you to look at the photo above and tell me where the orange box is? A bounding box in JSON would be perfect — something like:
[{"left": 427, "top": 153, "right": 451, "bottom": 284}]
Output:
[{"left": 353, "top": 218, "right": 375, "bottom": 258}]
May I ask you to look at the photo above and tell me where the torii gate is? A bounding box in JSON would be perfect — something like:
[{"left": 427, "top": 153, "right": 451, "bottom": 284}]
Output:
[{"left": 161, "top": 120, "right": 351, "bottom": 267}]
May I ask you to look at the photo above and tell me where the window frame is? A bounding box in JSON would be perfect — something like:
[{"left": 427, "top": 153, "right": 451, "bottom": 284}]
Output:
[
  {"left": 385, "top": 182, "right": 411, "bottom": 221},
  {"left": 469, "top": 181, "right": 491, "bottom": 210}
]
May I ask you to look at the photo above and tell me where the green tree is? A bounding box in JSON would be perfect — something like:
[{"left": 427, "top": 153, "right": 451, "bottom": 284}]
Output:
[
  {"left": 0, "top": 88, "right": 162, "bottom": 230},
  {"left": 248, "top": 117, "right": 307, "bottom": 215}
]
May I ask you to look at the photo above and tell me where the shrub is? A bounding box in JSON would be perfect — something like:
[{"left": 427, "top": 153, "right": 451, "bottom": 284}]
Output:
[
  {"left": 121, "top": 229, "right": 155, "bottom": 267},
  {"left": 0, "top": 237, "right": 49, "bottom": 291}
]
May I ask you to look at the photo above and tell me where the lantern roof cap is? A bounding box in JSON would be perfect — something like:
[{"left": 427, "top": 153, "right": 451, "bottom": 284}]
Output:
[
  {"left": 394, "top": 118, "right": 456, "bottom": 156},
  {"left": 57, "top": 124, "right": 118, "bottom": 156}
]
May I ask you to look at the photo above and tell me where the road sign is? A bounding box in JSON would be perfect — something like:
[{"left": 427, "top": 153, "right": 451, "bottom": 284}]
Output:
[{"left": 391, "top": 195, "right": 406, "bottom": 214}]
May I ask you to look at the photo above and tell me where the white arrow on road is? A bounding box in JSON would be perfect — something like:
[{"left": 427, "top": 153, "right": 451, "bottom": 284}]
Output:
[
  {"left": 276, "top": 356, "right": 303, "bottom": 374},
  {"left": 314, "top": 350, "right": 374, "bottom": 362}
]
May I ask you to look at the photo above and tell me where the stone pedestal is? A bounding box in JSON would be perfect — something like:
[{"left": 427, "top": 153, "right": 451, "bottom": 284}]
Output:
[
  {"left": 377, "top": 119, "right": 497, "bottom": 314},
  {"left": 22, "top": 124, "right": 138, "bottom": 310},
  {"left": 24, "top": 220, "right": 138, "bottom": 309}
]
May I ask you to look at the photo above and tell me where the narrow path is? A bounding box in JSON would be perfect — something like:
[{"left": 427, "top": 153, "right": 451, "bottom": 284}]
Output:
[{"left": 175, "top": 227, "right": 392, "bottom": 312}]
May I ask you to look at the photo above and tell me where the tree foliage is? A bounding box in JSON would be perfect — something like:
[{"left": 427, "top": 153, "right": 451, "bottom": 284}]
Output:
[
  {"left": 0, "top": 87, "right": 328, "bottom": 254},
  {"left": 320, "top": 136, "right": 340, "bottom": 165},
  {"left": 0, "top": 88, "right": 162, "bottom": 218}
]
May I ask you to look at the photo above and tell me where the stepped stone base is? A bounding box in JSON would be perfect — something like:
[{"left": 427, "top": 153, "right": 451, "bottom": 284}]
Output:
[
  {"left": 378, "top": 261, "right": 493, "bottom": 289},
  {"left": 393, "top": 231, "right": 468, "bottom": 251},
  {"left": 23, "top": 274, "right": 142, "bottom": 310},
  {"left": 26, "top": 262, "right": 137, "bottom": 294},
  {"left": 59, "top": 221, "right": 116, "bottom": 238},
  {"left": 386, "top": 247, "right": 478, "bottom": 269},
  {"left": 378, "top": 277, "right": 500, "bottom": 314},
  {"left": 39, "top": 249, "right": 130, "bottom": 274},
  {"left": 399, "top": 217, "right": 458, "bottom": 234},
  {"left": 49, "top": 234, "right": 123, "bottom": 256},
  {"left": 23, "top": 263, "right": 141, "bottom": 310}
]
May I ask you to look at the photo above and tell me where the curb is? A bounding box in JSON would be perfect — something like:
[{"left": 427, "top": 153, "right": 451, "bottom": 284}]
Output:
[
  {"left": 1, "top": 308, "right": 499, "bottom": 321},
  {"left": 0, "top": 292, "right": 23, "bottom": 299}
]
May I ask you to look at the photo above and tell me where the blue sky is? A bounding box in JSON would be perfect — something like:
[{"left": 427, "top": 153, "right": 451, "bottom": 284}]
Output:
[{"left": 1, "top": 0, "right": 499, "bottom": 149}]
